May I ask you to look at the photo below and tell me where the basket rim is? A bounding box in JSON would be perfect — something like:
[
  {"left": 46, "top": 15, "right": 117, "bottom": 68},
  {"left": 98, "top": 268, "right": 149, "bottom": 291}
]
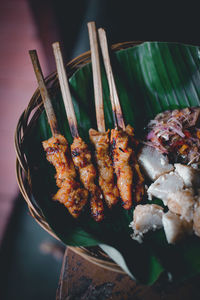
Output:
[{"left": 14, "top": 41, "right": 143, "bottom": 274}]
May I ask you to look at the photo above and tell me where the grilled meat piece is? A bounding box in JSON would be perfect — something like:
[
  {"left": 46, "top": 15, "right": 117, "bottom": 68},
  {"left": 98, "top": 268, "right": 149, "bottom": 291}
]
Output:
[
  {"left": 43, "top": 134, "right": 76, "bottom": 187},
  {"left": 125, "top": 125, "right": 145, "bottom": 203},
  {"left": 133, "top": 163, "right": 145, "bottom": 203},
  {"left": 110, "top": 128, "right": 133, "bottom": 209},
  {"left": 53, "top": 178, "right": 88, "bottom": 218},
  {"left": 89, "top": 128, "right": 119, "bottom": 208},
  {"left": 71, "top": 136, "right": 104, "bottom": 221},
  {"left": 42, "top": 134, "right": 88, "bottom": 218}
]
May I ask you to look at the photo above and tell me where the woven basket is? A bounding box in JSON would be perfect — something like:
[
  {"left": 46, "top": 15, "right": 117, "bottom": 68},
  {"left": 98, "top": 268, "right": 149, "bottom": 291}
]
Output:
[{"left": 15, "top": 41, "right": 142, "bottom": 273}]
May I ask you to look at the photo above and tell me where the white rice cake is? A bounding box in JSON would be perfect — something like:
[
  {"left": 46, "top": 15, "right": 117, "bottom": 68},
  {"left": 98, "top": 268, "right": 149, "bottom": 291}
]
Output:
[
  {"left": 138, "top": 145, "right": 174, "bottom": 181},
  {"left": 175, "top": 163, "right": 200, "bottom": 188},
  {"left": 167, "top": 189, "right": 195, "bottom": 222},
  {"left": 147, "top": 172, "right": 184, "bottom": 205},
  {"left": 193, "top": 202, "right": 200, "bottom": 237},
  {"left": 131, "top": 204, "right": 163, "bottom": 243},
  {"left": 163, "top": 211, "right": 193, "bottom": 244}
]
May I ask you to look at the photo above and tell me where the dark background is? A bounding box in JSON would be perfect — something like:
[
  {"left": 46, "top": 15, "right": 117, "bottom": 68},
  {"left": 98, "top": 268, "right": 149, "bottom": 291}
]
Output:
[
  {"left": 0, "top": 0, "right": 199, "bottom": 299},
  {"left": 29, "top": 0, "right": 200, "bottom": 73}
]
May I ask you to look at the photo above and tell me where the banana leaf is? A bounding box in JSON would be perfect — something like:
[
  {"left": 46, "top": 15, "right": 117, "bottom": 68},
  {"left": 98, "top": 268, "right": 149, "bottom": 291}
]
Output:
[{"left": 24, "top": 42, "right": 200, "bottom": 285}]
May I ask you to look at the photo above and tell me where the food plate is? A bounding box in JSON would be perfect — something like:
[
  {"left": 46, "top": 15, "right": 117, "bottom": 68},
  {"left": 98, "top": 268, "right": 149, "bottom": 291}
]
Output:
[{"left": 15, "top": 41, "right": 200, "bottom": 285}]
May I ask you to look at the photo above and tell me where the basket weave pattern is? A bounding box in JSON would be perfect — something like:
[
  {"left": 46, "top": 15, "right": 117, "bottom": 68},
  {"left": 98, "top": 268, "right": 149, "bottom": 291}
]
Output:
[{"left": 15, "top": 41, "right": 141, "bottom": 273}]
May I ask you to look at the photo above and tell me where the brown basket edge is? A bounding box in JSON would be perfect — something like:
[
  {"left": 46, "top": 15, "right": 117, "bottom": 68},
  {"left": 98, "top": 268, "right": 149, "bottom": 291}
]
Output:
[{"left": 14, "top": 41, "right": 143, "bottom": 273}]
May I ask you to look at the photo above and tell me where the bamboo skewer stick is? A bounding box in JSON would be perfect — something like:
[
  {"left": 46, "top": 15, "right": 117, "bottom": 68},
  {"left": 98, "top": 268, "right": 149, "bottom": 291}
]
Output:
[
  {"left": 29, "top": 50, "right": 59, "bottom": 135},
  {"left": 30, "top": 49, "right": 89, "bottom": 218},
  {"left": 52, "top": 42, "right": 79, "bottom": 138},
  {"left": 87, "top": 21, "right": 119, "bottom": 208},
  {"left": 97, "top": 29, "right": 145, "bottom": 208},
  {"left": 98, "top": 28, "right": 125, "bottom": 130},
  {"left": 52, "top": 41, "right": 104, "bottom": 221},
  {"left": 87, "top": 21, "right": 105, "bottom": 132}
]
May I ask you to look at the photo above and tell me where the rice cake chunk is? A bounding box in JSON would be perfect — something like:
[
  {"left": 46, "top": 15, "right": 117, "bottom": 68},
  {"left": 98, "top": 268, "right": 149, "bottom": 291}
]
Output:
[
  {"left": 138, "top": 145, "right": 174, "bottom": 181},
  {"left": 175, "top": 163, "right": 200, "bottom": 188},
  {"left": 167, "top": 189, "right": 195, "bottom": 222},
  {"left": 193, "top": 203, "right": 200, "bottom": 237},
  {"left": 163, "top": 211, "right": 193, "bottom": 244},
  {"left": 131, "top": 204, "right": 163, "bottom": 243},
  {"left": 147, "top": 172, "right": 184, "bottom": 205}
]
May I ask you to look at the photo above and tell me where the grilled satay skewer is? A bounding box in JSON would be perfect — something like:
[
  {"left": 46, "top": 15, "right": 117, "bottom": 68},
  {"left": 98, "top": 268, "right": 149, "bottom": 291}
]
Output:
[
  {"left": 125, "top": 125, "right": 145, "bottom": 203},
  {"left": 29, "top": 50, "right": 88, "bottom": 218},
  {"left": 87, "top": 21, "right": 119, "bottom": 208},
  {"left": 52, "top": 42, "right": 104, "bottom": 222},
  {"left": 98, "top": 28, "right": 144, "bottom": 208}
]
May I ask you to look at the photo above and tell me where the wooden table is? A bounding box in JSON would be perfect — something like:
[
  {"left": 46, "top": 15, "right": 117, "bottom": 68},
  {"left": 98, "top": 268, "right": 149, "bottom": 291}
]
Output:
[{"left": 56, "top": 248, "right": 200, "bottom": 300}]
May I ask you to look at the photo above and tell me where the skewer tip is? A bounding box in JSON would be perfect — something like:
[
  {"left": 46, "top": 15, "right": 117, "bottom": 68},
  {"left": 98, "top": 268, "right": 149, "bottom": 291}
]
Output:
[
  {"left": 29, "top": 48, "right": 59, "bottom": 136},
  {"left": 29, "top": 49, "right": 38, "bottom": 64},
  {"left": 98, "top": 27, "right": 125, "bottom": 130},
  {"left": 29, "top": 49, "right": 36, "bottom": 55},
  {"left": 52, "top": 41, "right": 60, "bottom": 51},
  {"left": 98, "top": 27, "right": 105, "bottom": 35},
  {"left": 87, "top": 20, "right": 95, "bottom": 26},
  {"left": 87, "top": 21, "right": 96, "bottom": 31},
  {"left": 87, "top": 21, "right": 106, "bottom": 132},
  {"left": 52, "top": 40, "right": 79, "bottom": 138}
]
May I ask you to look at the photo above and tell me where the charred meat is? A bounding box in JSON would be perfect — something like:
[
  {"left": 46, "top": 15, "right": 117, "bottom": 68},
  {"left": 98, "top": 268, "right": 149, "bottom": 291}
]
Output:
[
  {"left": 89, "top": 128, "right": 119, "bottom": 208},
  {"left": 110, "top": 127, "right": 134, "bottom": 209},
  {"left": 125, "top": 125, "right": 145, "bottom": 203},
  {"left": 71, "top": 136, "right": 104, "bottom": 222},
  {"left": 42, "top": 134, "right": 88, "bottom": 218}
]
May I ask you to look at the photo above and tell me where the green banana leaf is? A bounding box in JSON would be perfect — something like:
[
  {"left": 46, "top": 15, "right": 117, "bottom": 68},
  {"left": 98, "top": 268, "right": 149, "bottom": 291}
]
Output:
[{"left": 24, "top": 42, "right": 200, "bottom": 285}]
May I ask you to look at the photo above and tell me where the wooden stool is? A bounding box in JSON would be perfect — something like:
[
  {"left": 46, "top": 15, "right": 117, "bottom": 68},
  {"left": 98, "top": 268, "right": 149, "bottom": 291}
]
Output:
[{"left": 56, "top": 248, "right": 200, "bottom": 300}]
